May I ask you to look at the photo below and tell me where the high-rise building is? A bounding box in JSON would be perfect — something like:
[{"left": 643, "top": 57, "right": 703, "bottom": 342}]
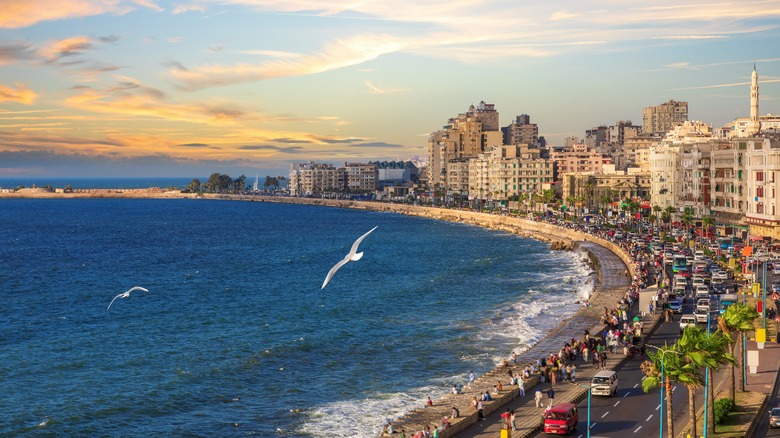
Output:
[
  {"left": 502, "top": 114, "right": 539, "bottom": 146},
  {"left": 642, "top": 100, "right": 688, "bottom": 135},
  {"left": 289, "top": 162, "right": 345, "bottom": 196}
]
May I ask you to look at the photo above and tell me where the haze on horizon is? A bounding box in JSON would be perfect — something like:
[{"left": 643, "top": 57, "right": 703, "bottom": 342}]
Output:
[{"left": 1, "top": 0, "right": 779, "bottom": 178}]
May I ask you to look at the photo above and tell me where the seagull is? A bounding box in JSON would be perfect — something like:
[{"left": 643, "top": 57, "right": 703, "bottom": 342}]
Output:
[
  {"left": 321, "top": 226, "right": 377, "bottom": 289},
  {"left": 107, "top": 286, "right": 149, "bottom": 311}
]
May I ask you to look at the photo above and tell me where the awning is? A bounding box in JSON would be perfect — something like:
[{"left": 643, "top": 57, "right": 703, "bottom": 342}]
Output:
[
  {"left": 750, "top": 234, "right": 764, "bottom": 241},
  {"left": 742, "top": 246, "right": 753, "bottom": 257}
]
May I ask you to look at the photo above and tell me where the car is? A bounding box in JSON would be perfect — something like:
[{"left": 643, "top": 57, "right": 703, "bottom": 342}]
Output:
[
  {"left": 544, "top": 403, "right": 579, "bottom": 435},
  {"left": 712, "top": 270, "right": 728, "bottom": 280},
  {"left": 695, "top": 307, "right": 710, "bottom": 323},
  {"left": 695, "top": 284, "right": 710, "bottom": 298},
  {"left": 773, "top": 282, "right": 780, "bottom": 294},
  {"left": 770, "top": 407, "right": 780, "bottom": 428},
  {"left": 697, "top": 298, "right": 711, "bottom": 311},
  {"left": 669, "top": 301, "right": 683, "bottom": 313},
  {"left": 591, "top": 370, "right": 619, "bottom": 397},
  {"left": 680, "top": 314, "right": 697, "bottom": 332}
]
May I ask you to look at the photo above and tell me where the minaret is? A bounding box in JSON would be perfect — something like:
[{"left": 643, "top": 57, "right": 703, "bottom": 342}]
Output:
[{"left": 749, "top": 63, "right": 760, "bottom": 135}]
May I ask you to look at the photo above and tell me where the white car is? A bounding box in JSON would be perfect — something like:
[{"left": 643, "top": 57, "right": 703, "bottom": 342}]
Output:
[
  {"left": 712, "top": 270, "right": 728, "bottom": 280},
  {"left": 697, "top": 298, "right": 711, "bottom": 311},
  {"left": 680, "top": 314, "right": 697, "bottom": 332},
  {"left": 696, "top": 284, "right": 710, "bottom": 298}
]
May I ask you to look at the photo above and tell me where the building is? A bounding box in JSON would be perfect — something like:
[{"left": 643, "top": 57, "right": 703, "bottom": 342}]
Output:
[
  {"left": 289, "top": 162, "right": 345, "bottom": 196},
  {"left": 642, "top": 99, "right": 688, "bottom": 135},
  {"left": 344, "top": 162, "right": 378, "bottom": 193},
  {"left": 729, "top": 65, "right": 780, "bottom": 138},
  {"left": 468, "top": 144, "right": 554, "bottom": 204},
  {"left": 502, "top": 114, "right": 539, "bottom": 147},
  {"left": 550, "top": 143, "right": 612, "bottom": 175},
  {"left": 427, "top": 101, "right": 502, "bottom": 190},
  {"left": 370, "top": 161, "right": 419, "bottom": 188}
]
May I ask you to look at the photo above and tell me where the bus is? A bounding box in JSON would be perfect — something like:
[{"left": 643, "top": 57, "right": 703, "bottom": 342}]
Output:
[
  {"left": 719, "top": 294, "right": 739, "bottom": 314},
  {"left": 718, "top": 237, "right": 734, "bottom": 250},
  {"left": 673, "top": 255, "right": 689, "bottom": 273}
]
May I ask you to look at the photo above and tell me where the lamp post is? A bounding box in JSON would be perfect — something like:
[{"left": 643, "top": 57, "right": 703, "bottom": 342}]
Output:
[
  {"left": 646, "top": 344, "right": 682, "bottom": 438},
  {"left": 571, "top": 382, "right": 596, "bottom": 438},
  {"left": 704, "top": 301, "right": 712, "bottom": 437}
]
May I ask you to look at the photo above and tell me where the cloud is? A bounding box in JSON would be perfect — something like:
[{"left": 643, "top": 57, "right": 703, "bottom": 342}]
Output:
[
  {"left": 0, "top": 40, "right": 35, "bottom": 65},
  {"left": 238, "top": 144, "right": 305, "bottom": 153},
  {"left": 0, "top": 83, "right": 38, "bottom": 104},
  {"left": 653, "top": 35, "right": 727, "bottom": 40},
  {"left": 38, "top": 35, "right": 118, "bottom": 65},
  {"left": 169, "top": 33, "right": 405, "bottom": 91},
  {"left": 670, "top": 78, "right": 780, "bottom": 91},
  {"left": 178, "top": 142, "right": 213, "bottom": 148},
  {"left": 549, "top": 10, "right": 579, "bottom": 21},
  {"left": 0, "top": 0, "right": 166, "bottom": 29}
]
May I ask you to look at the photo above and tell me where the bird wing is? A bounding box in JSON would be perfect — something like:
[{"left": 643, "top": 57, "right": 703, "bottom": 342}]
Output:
[
  {"left": 321, "top": 257, "right": 350, "bottom": 289},
  {"left": 107, "top": 293, "right": 123, "bottom": 311},
  {"left": 126, "top": 286, "right": 149, "bottom": 294},
  {"left": 348, "top": 226, "right": 377, "bottom": 256}
]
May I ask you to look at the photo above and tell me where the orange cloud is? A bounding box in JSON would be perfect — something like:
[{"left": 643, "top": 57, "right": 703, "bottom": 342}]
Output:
[
  {"left": 0, "top": 83, "right": 38, "bottom": 104},
  {"left": 0, "top": 0, "right": 156, "bottom": 29}
]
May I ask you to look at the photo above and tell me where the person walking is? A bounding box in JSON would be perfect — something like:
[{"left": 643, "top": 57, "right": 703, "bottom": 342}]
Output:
[
  {"left": 534, "top": 387, "right": 543, "bottom": 407},
  {"left": 547, "top": 386, "right": 555, "bottom": 407},
  {"left": 468, "top": 370, "right": 475, "bottom": 389}
]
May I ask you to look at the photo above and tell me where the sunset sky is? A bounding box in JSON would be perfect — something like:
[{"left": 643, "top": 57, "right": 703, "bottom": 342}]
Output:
[{"left": 1, "top": 0, "right": 779, "bottom": 178}]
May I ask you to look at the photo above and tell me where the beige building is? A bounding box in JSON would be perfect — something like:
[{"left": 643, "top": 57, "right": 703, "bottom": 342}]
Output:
[
  {"left": 289, "top": 162, "right": 345, "bottom": 196},
  {"left": 743, "top": 135, "right": 780, "bottom": 239},
  {"left": 502, "top": 114, "right": 539, "bottom": 146},
  {"left": 427, "top": 101, "right": 502, "bottom": 190},
  {"left": 551, "top": 143, "right": 612, "bottom": 174},
  {"left": 345, "top": 162, "right": 378, "bottom": 193},
  {"left": 642, "top": 99, "right": 688, "bottom": 135},
  {"left": 468, "top": 144, "right": 554, "bottom": 202}
]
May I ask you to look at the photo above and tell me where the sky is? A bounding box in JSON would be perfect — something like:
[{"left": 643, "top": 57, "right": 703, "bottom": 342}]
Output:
[{"left": 1, "top": 0, "right": 780, "bottom": 178}]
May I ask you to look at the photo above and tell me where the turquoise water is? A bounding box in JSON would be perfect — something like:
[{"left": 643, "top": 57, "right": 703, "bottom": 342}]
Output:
[{"left": 0, "top": 199, "right": 594, "bottom": 436}]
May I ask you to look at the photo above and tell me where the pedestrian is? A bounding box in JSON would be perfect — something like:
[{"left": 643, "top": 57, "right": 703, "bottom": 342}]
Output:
[
  {"left": 547, "top": 386, "right": 555, "bottom": 407},
  {"left": 469, "top": 370, "right": 475, "bottom": 389},
  {"left": 535, "top": 387, "right": 543, "bottom": 407},
  {"left": 510, "top": 409, "right": 517, "bottom": 431},
  {"left": 477, "top": 400, "right": 485, "bottom": 420}
]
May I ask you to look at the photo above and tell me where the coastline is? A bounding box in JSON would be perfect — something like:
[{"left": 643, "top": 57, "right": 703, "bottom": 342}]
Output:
[{"left": 2, "top": 191, "right": 635, "bottom": 436}]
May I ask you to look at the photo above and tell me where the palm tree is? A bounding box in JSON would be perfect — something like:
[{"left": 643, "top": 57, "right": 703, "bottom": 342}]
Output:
[
  {"left": 702, "top": 330, "right": 736, "bottom": 435},
  {"left": 701, "top": 216, "right": 714, "bottom": 248},
  {"left": 641, "top": 343, "right": 681, "bottom": 438},
  {"left": 717, "top": 302, "right": 760, "bottom": 401},
  {"left": 565, "top": 195, "right": 576, "bottom": 218}
]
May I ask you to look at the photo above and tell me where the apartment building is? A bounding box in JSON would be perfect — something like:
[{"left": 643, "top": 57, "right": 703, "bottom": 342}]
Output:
[
  {"left": 550, "top": 143, "right": 612, "bottom": 174},
  {"left": 642, "top": 99, "right": 688, "bottom": 135},
  {"left": 288, "top": 161, "right": 345, "bottom": 196},
  {"left": 345, "top": 162, "right": 378, "bottom": 193}
]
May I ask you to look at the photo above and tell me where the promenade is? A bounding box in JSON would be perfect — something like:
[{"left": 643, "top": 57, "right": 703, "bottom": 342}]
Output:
[{"left": 383, "top": 240, "right": 652, "bottom": 437}]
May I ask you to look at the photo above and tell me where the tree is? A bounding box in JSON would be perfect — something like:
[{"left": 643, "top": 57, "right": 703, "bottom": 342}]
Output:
[
  {"left": 717, "top": 302, "right": 759, "bottom": 402},
  {"left": 264, "top": 176, "right": 279, "bottom": 190},
  {"left": 205, "top": 173, "right": 232, "bottom": 193},
  {"left": 641, "top": 344, "right": 680, "bottom": 438},
  {"left": 189, "top": 178, "right": 201, "bottom": 193},
  {"left": 701, "top": 330, "right": 736, "bottom": 435}
]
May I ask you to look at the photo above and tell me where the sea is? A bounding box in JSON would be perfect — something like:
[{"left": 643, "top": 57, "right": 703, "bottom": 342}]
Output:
[{"left": 0, "top": 179, "right": 596, "bottom": 437}]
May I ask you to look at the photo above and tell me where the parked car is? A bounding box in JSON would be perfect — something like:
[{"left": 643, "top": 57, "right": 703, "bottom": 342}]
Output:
[{"left": 770, "top": 407, "right": 780, "bottom": 428}]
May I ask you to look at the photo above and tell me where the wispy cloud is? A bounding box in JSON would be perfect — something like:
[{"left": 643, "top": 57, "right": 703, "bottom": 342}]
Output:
[
  {"left": 0, "top": 40, "right": 36, "bottom": 65},
  {"left": 363, "top": 80, "right": 406, "bottom": 95},
  {"left": 549, "top": 9, "right": 579, "bottom": 21},
  {"left": 170, "top": 33, "right": 405, "bottom": 91},
  {"left": 0, "top": 0, "right": 155, "bottom": 29},
  {"left": 0, "top": 83, "right": 38, "bottom": 104}
]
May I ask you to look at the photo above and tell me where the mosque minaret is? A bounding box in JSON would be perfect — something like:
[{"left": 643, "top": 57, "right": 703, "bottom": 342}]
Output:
[{"left": 748, "top": 63, "right": 760, "bottom": 135}]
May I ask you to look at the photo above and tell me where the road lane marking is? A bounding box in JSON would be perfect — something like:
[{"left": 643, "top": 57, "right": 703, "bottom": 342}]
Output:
[
  {"left": 614, "top": 401, "right": 620, "bottom": 407},
  {"left": 602, "top": 411, "right": 610, "bottom": 418},
  {"left": 634, "top": 426, "right": 643, "bottom": 433},
  {"left": 646, "top": 414, "right": 654, "bottom": 421},
  {"left": 624, "top": 391, "right": 630, "bottom": 397},
  {"left": 656, "top": 404, "right": 661, "bottom": 411},
  {"left": 590, "top": 422, "right": 597, "bottom": 429},
  {"left": 633, "top": 383, "right": 639, "bottom": 388}
]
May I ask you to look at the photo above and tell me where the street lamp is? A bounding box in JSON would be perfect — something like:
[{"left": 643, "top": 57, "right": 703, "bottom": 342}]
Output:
[
  {"left": 646, "top": 344, "right": 683, "bottom": 438},
  {"left": 570, "top": 381, "right": 597, "bottom": 438}
]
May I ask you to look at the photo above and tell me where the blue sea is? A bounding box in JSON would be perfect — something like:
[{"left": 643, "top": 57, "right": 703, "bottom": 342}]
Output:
[{"left": 0, "top": 198, "right": 595, "bottom": 437}]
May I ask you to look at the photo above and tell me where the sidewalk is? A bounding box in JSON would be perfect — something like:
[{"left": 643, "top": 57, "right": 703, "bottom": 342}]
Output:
[{"left": 451, "top": 306, "right": 662, "bottom": 438}]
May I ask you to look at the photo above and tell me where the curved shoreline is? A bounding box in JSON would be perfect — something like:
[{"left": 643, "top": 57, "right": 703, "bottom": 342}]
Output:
[{"left": 2, "top": 192, "right": 635, "bottom": 436}]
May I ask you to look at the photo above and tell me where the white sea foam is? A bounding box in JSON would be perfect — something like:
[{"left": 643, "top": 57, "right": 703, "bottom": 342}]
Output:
[{"left": 300, "top": 246, "right": 596, "bottom": 437}]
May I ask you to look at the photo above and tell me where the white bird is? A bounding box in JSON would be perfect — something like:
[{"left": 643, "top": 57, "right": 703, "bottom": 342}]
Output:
[
  {"left": 107, "top": 286, "right": 149, "bottom": 311},
  {"left": 321, "top": 226, "right": 377, "bottom": 289},
  {"left": 38, "top": 418, "right": 49, "bottom": 427}
]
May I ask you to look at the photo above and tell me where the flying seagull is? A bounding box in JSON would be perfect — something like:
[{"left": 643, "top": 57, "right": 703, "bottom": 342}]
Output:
[
  {"left": 321, "top": 226, "right": 377, "bottom": 289},
  {"left": 107, "top": 286, "right": 149, "bottom": 311}
]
